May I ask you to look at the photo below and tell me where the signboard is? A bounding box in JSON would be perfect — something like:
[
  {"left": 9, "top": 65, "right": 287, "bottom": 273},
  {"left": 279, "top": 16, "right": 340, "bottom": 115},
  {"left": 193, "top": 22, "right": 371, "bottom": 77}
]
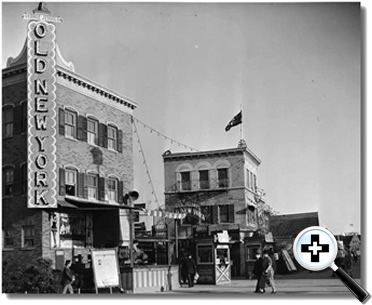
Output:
[
  {"left": 91, "top": 249, "right": 120, "bottom": 289},
  {"left": 26, "top": 16, "right": 58, "bottom": 208}
]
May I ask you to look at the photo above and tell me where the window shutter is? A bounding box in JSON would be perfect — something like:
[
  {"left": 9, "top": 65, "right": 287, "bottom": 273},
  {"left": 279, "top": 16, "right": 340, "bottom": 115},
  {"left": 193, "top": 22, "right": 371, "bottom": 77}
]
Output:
[
  {"left": 13, "top": 164, "right": 22, "bottom": 195},
  {"left": 58, "top": 108, "right": 65, "bottom": 135},
  {"left": 117, "top": 129, "right": 123, "bottom": 152},
  {"left": 59, "top": 168, "right": 65, "bottom": 196},
  {"left": 228, "top": 205, "right": 235, "bottom": 223},
  {"left": 77, "top": 172, "right": 84, "bottom": 198},
  {"left": 81, "top": 173, "right": 88, "bottom": 199},
  {"left": 13, "top": 104, "right": 22, "bottom": 134},
  {"left": 21, "top": 103, "right": 27, "bottom": 133},
  {"left": 98, "top": 123, "right": 107, "bottom": 147},
  {"left": 212, "top": 205, "right": 218, "bottom": 224},
  {"left": 118, "top": 181, "right": 124, "bottom": 203},
  {"left": 77, "top": 115, "right": 87, "bottom": 142},
  {"left": 98, "top": 177, "right": 105, "bottom": 201}
]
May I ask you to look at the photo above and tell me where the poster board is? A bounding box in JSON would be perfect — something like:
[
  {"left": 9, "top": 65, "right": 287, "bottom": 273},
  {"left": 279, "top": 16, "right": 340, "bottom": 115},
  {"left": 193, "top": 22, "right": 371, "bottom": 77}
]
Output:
[{"left": 91, "top": 249, "right": 120, "bottom": 289}]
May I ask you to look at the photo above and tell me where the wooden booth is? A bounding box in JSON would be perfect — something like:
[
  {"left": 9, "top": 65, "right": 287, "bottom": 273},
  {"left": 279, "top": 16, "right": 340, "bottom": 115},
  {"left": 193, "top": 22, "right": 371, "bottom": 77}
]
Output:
[{"left": 195, "top": 230, "right": 232, "bottom": 285}]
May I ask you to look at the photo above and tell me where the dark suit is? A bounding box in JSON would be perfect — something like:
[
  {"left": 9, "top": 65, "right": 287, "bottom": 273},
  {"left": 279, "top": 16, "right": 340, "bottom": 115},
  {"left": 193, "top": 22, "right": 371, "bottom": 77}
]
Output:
[
  {"left": 184, "top": 256, "right": 197, "bottom": 287},
  {"left": 252, "top": 257, "right": 263, "bottom": 292}
]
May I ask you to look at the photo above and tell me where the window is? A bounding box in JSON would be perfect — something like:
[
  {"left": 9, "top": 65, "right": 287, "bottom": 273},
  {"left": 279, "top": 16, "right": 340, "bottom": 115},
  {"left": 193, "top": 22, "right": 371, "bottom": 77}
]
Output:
[
  {"left": 65, "top": 168, "right": 78, "bottom": 196},
  {"left": 3, "top": 228, "right": 14, "bottom": 249},
  {"left": 87, "top": 117, "right": 98, "bottom": 145},
  {"left": 219, "top": 205, "right": 234, "bottom": 223},
  {"left": 107, "top": 125, "right": 118, "bottom": 150},
  {"left": 3, "top": 167, "right": 14, "bottom": 196},
  {"left": 23, "top": 225, "right": 35, "bottom": 248},
  {"left": 246, "top": 245, "right": 261, "bottom": 261},
  {"left": 3, "top": 106, "right": 13, "bottom": 137},
  {"left": 87, "top": 173, "right": 98, "bottom": 199},
  {"left": 65, "top": 109, "right": 77, "bottom": 138},
  {"left": 107, "top": 177, "right": 118, "bottom": 202},
  {"left": 199, "top": 170, "right": 209, "bottom": 189},
  {"left": 217, "top": 168, "right": 228, "bottom": 188},
  {"left": 180, "top": 171, "right": 191, "bottom": 191},
  {"left": 196, "top": 244, "right": 213, "bottom": 264}
]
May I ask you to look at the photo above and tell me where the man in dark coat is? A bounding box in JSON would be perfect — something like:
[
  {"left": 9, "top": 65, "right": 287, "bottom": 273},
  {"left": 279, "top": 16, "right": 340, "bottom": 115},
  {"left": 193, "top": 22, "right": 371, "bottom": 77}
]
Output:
[
  {"left": 184, "top": 254, "right": 197, "bottom": 287},
  {"left": 252, "top": 249, "right": 263, "bottom": 293}
]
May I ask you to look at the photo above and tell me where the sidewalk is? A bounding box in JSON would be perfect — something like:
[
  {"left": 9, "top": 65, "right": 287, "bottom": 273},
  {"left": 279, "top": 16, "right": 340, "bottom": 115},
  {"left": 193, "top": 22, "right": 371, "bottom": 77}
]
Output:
[{"left": 165, "top": 278, "right": 360, "bottom": 296}]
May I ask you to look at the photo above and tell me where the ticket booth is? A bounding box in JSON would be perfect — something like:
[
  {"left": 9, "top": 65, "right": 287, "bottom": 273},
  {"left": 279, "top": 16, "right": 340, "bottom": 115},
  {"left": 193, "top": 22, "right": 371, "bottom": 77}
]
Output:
[{"left": 195, "top": 230, "right": 231, "bottom": 285}]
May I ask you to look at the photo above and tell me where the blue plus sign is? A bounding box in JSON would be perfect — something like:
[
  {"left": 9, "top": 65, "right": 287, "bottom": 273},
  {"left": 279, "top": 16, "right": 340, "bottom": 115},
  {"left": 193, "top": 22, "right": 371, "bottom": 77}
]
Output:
[{"left": 301, "top": 234, "right": 329, "bottom": 262}]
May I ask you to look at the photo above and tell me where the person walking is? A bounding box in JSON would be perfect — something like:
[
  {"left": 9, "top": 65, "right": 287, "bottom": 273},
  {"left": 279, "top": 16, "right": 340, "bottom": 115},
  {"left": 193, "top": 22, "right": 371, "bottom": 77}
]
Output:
[
  {"left": 259, "top": 249, "right": 276, "bottom": 294},
  {"left": 61, "top": 260, "right": 75, "bottom": 294},
  {"left": 184, "top": 254, "right": 197, "bottom": 287},
  {"left": 344, "top": 246, "right": 354, "bottom": 277},
  {"left": 252, "top": 249, "right": 263, "bottom": 293}
]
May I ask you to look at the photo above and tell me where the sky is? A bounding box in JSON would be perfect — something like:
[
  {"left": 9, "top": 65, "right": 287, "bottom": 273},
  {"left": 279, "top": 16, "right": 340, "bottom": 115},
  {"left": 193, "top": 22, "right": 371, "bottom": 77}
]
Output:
[{"left": 1, "top": 1, "right": 362, "bottom": 237}]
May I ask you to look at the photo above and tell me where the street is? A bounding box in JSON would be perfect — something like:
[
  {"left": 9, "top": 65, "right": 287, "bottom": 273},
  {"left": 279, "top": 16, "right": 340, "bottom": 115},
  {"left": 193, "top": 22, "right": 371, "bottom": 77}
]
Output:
[{"left": 165, "top": 278, "right": 360, "bottom": 296}]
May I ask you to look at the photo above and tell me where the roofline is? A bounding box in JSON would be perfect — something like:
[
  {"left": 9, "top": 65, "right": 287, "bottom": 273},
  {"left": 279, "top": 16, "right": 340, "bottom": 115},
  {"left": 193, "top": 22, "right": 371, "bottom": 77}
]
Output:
[
  {"left": 163, "top": 146, "right": 261, "bottom": 164},
  {"left": 2, "top": 64, "right": 138, "bottom": 111}
]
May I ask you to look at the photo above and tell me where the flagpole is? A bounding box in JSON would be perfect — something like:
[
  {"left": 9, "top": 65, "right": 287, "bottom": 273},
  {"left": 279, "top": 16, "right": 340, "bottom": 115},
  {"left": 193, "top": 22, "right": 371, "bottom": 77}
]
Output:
[{"left": 240, "top": 104, "right": 243, "bottom": 141}]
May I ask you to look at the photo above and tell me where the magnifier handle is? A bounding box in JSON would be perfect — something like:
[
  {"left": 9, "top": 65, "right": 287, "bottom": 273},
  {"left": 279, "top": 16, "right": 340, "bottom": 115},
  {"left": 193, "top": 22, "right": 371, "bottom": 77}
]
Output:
[{"left": 334, "top": 267, "right": 370, "bottom": 303}]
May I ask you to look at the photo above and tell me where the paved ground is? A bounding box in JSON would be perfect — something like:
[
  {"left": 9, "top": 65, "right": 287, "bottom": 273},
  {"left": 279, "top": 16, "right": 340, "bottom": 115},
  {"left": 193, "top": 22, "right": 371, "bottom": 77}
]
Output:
[
  {"left": 165, "top": 264, "right": 362, "bottom": 296},
  {"left": 166, "top": 277, "right": 361, "bottom": 296}
]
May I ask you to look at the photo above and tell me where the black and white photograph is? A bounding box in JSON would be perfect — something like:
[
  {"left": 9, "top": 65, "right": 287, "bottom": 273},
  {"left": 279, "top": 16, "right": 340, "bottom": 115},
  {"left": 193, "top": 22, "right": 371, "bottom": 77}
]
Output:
[{"left": 1, "top": 0, "right": 370, "bottom": 303}]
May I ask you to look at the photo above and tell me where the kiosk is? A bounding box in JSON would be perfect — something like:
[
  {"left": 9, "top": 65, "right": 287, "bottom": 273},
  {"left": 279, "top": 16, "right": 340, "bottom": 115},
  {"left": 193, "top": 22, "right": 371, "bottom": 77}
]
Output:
[{"left": 195, "top": 230, "right": 232, "bottom": 285}]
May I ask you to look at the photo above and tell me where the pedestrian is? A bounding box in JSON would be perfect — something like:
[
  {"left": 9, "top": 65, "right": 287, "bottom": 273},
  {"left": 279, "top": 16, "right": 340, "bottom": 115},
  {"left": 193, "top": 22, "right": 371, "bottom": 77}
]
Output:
[
  {"left": 184, "top": 254, "right": 197, "bottom": 287},
  {"left": 61, "top": 260, "right": 75, "bottom": 294},
  {"left": 252, "top": 249, "right": 263, "bottom": 293},
  {"left": 259, "top": 249, "right": 276, "bottom": 294},
  {"left": 344, "top": 246, "right": 353, "bottom": 277},
  {"left": 179, "top": 252, "right": 189, "bottom": 286}
]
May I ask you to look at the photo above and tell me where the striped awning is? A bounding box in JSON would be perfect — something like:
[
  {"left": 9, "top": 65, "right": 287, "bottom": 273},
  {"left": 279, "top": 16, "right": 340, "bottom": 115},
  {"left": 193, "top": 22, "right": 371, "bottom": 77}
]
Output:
[{"left": 141, "top": 209, "right": 186, "bottom": 219}]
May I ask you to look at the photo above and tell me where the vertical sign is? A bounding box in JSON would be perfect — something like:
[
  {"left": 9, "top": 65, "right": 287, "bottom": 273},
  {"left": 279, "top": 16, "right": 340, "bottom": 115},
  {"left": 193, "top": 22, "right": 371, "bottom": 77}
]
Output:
[{"left": 26, "top": 17, "right": 58, "bottom": 208}]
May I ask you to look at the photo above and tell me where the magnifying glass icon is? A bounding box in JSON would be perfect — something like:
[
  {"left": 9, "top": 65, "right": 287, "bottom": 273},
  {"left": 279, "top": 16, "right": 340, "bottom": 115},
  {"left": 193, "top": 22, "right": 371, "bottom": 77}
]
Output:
[{"left": 293, "top": 226, "right": 370, "bottom": 303}]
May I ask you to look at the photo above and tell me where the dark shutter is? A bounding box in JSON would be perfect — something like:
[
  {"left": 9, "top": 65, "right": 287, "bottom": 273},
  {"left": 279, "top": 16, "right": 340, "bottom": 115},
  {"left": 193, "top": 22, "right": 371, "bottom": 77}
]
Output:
[
  {"left": 59, "top": 168, "right": 65, "bottom": 196},
  {"left": 117, "top": 129, "right": 123, "bottom": 152},
  {"left": 13, "top": 164, "right": 22, "bottom": 195},
  {"left": 212, "top": 205, "right": 218, "bottom": 224},
  {"left": 13, "top": 104, "right": 22, "bottom": 134},
  {"left": 228, "top": 205, "right": 235, "bottom": 223},
  {"left": 83, "top": 174, "right": 88, "bottom": 199},
  {"left": 118, "top": 181, "right": 124, "bottom": 203},
  {"left": 77, "top": 172, "right": 85, "bottom": 198},
  {"left": 98, "top": 123, "right": 107, "bottom": 147},
  {"left": 77, "top": 115, "right": 87, "bottom": 142},
  {"left": 21, "top": 102, "right": 27, "bottom": 133},
  {"left": 58, "top": 108, "right": 65, "bottom": 135},
  {"left": 98, "top": 177, "right": 105, "bottom": 201}
]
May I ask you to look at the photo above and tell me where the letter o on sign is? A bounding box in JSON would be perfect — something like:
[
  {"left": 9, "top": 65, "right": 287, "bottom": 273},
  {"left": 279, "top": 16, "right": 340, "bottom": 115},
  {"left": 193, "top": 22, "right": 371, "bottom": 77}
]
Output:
[
  {"left": 35, "top": 154, "right": 48, "bottom": 169},
  {"left": 34, "top": 23, "right": 47, "bottom": 38}
]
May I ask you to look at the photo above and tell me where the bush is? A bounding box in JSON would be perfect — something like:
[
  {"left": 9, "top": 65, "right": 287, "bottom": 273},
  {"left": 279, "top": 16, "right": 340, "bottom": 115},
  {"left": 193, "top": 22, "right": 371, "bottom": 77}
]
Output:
[{"left": 2, "top": 257, "right": 61, "bottom": 294}]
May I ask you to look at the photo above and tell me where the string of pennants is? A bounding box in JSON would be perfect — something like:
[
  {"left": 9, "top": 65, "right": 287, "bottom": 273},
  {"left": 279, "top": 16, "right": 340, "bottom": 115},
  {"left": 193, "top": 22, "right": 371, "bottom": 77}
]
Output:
[{"left": 138, "top": 207, "right": 205, "bottom": 221}]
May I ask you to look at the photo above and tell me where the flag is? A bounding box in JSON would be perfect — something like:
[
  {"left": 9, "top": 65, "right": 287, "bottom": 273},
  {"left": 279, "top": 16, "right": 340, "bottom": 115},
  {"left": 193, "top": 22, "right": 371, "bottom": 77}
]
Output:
[{"left": 225, "top": 111, "right": 242, "bottom": 131}]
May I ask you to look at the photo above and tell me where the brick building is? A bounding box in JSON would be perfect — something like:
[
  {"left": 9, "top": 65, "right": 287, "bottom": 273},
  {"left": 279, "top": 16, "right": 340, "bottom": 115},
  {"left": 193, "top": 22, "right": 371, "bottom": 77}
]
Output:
[
  {"left": 163, "top": 145, "right": 267, "bottom": 278},
  {"left": 2, "top": 5, "right": 136, "bottom": 274}
]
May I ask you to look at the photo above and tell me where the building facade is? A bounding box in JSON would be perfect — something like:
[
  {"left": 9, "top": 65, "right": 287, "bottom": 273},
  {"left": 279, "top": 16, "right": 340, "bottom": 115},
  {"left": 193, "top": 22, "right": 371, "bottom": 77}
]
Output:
[
  {"left": 163, "top": 145, "right": 266, "bottom": 278},
  {"left": 2, "top": 5, "right": 137, "bottom": 277}
]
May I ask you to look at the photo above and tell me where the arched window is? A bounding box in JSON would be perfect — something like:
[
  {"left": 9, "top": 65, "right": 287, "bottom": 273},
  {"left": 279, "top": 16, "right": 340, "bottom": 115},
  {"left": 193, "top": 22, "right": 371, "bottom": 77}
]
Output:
[
  {"left": 176, "top": 163, "right": 193, "bottom": 191},
  {"left": 107, "top": 176, "right": 119, "bottom": 202},
  {"left": 87, "top": 172, "right": 98, "bottom": 200},
  {"left": 65, "top": 108, "right": 78, "bottom": 138},
  {"left": 87, "top": 116, "right": 99, "bottom": 145},
  {"left": 65, "top": 167, "right": 79, "bottom": 196},
  {"left": 3, "top": 166, "right": 14, "bottom": 196},
  {"left": 107, "top": 124, "right": 118, "bottom": 150},
  {"left": 196, "top": 162, "right": 212, "bottom": 190},
  {"left": 3, "top": 105, "right": 14, "bottom": 137},
  {"left": 214, "top": 160, "right": 231, "bottom": 189}
]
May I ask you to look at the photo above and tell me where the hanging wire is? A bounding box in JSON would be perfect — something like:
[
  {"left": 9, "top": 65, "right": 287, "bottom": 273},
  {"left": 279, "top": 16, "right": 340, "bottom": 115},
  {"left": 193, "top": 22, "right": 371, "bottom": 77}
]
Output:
[
  {"left": 133, "top": 117, "right": 199, "bottom": 152},
  {"left": 133, "top": 119, "right": 161, "bottom": 211}
]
